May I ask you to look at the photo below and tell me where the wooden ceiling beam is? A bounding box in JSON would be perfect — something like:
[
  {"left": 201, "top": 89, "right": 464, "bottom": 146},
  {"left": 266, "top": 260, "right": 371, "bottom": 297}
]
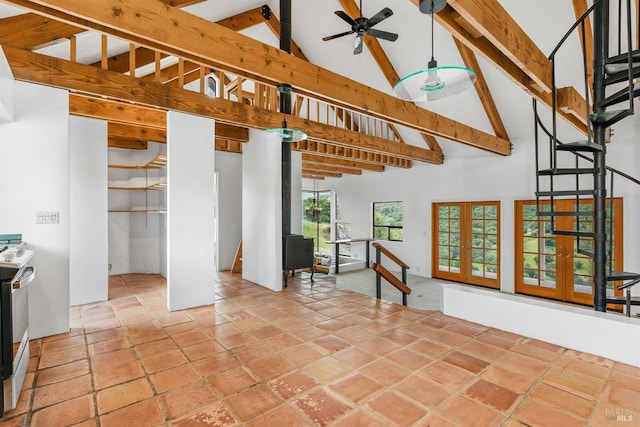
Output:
[
  {"left": 70, "top": 94, "right": 167, "bottom": 128},
  {"left": 0, "top": 13, "right": 83, "bottom": 50},
  {"left": 302, "top": 174, "right": 325, "bottom": 180},
  {"left": 4, "top": 0, "right": 510, "bottom": 155},
  {"left": 2, "top": 47, "right": 433, "bottom": 162},
  {"left": 159, "top": 0, "right": 206, "bottom": 7},
  {"left": 302, "top": 169, "right": 342, "bottom": 178},
  {"left": 445, "top": 0, "right": 552, "bottom": 93},
  {"left": 302, "top": 163, "right": 362, "bottom": 176},
  {"left": 455, "top": 39, "right": 508, "bottom": 140},
  {"left": 433, "top": 3, "right": 587, "bottom": 131},
  {"left": 108, "top": 122, "right": 167, "bottom": 143},
  {"left": 108, "top": 136, "right": 147, "bottom": 150},
  {"left": 217, "top": 6, "right": 270, "bottom": 32},
  {"left": 294, "top": 141, "right": 415, "bottom": 168},
  {"left": 214, "top": 139, "right": 243, "bottom": 153},
  {"left": 572, "top": 0, "right": 594, "bottom": 102},
  {"left": 301, "top": 153, "right": 385, "bottom": 172}
]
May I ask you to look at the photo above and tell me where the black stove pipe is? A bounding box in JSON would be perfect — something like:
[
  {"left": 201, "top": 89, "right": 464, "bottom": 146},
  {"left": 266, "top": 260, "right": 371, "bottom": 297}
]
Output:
[{"left": 281, "top": 0, "right": 292, "bottom": 240}]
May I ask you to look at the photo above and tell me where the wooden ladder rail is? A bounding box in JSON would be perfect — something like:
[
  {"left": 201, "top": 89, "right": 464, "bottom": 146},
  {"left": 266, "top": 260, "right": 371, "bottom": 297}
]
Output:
[
  {"left": 371, "top": 242, "right": 411, "bottom": 306},
  {"left": 231, "top": 241, "right": 242, "bottom": 273}
]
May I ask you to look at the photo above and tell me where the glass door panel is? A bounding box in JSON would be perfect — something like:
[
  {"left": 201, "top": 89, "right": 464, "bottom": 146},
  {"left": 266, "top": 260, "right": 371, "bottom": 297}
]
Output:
[{"left": 433, "top": 201, "right": 500, "bottom": 289}]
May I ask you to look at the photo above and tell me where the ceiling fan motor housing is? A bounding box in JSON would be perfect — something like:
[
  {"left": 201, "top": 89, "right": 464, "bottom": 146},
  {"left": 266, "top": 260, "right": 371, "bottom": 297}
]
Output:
[{"left": 420, "top": 0, "right": 447, "bottom": 14}]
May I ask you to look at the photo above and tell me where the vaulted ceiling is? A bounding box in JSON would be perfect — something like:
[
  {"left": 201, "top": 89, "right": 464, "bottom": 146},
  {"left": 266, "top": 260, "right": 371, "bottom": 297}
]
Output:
[{"left": 0, "top": 0, "right": 594, "bottom": 179}]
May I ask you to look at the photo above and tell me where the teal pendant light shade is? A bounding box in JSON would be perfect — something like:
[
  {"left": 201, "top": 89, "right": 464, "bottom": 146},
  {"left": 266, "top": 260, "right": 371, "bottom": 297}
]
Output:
[
  {"left": 394, "top": 60, "right": 476, "bottom": 101},
  {"left": 394, "top": 0, "right": 475, "bottom": 101},
  {"left": 262, "top": 118, "right": 308, "bottom": 142}
]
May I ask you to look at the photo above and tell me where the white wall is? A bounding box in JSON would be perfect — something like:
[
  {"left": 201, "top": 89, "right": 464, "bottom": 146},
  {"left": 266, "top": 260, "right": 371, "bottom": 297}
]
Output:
[
  {"left": 242, "top": 129, "right": 282, "bottom": 291},
  {"left": 167, "top": 111, "right": 216, "bottom": 311},
  {"left": 309, "top": 123, "right": 640, "bottom": 310},
  {"left": 215, "top": 151, "right": 242, "bottom": 270},
  {"left": 0, "top": 82, "right": 70, "bottom": 338},
  {"left": 70, "top": 116, "right": 108, "bottom": 305}
]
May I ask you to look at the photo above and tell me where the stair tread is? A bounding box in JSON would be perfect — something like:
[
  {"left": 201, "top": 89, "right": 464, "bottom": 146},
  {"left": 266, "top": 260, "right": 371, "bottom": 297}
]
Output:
[
  {"left": 556, "top": 141, "right": 603, "bottom": 152},
  {"left": 552, "top": 230, "right": 595, "bottom": 237},
  {"left": 590, "top": 109, "right": 633, "bottom": 127},
  {"left": 607, "top": 271, "right": 640, "bottom": 281},
  {"left": 607, "top": 48, "right": 640, "bottom": 64},
  {"left": 606, "top": 296, "right": 640, "bottom": 304},
  {"left": 599, "top": 83, "right": 640, "bottom": 108},
  {"left": 537, "top": 168, "right": 598, "bottom": 175},
  {"left": 536, "top": 190, "right": 595, "bottom": 197}
]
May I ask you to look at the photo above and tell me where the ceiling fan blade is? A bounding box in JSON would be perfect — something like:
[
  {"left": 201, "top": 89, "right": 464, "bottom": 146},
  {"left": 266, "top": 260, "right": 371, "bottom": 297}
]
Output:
[
  {"left": 334, "top": 10, "right": 356, "bottom": 26},
  {"left": 354, "top": 34, "right": 364, "bottom": 55},
  {"left": 322, "top": 30, "right": 355, "bottom": 41},
  {"left": 366, "top": 7, "right": 393, "bottom": 28},
  {"left": 366, "top": 28, "right": 398, "bottom": 42}
]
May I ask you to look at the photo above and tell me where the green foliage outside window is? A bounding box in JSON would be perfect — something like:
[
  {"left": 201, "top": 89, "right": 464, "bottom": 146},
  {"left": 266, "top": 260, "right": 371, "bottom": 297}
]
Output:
[{"left": 373, "top": 201, "right": 403, "bottom": 241}]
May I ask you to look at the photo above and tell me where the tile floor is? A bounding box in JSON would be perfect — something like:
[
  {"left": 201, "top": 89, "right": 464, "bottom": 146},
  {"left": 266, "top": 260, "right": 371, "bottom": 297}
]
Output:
[{"left": 1, "top": 272, "right": 639, "bottom": 426}]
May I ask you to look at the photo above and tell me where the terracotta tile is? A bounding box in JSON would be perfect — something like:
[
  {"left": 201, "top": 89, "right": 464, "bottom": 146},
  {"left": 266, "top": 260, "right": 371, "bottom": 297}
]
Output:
[
  {"left": 609, "top": 369, "right": 640, "bottom": 393},
  {"left": 394, "top": 374, "right": 450, "bottom": 408},
  {"left": 4, "top": 386, "right": 32, "bottom": 418},
  {"left": 511, "top": 398, "right": 585, "bottom": 427},
  {"left": 134, "top": 337, "right": 177, "bottom": 358},
  {"left": 419, "top": 359, "right": 474, "bottom": 390},
  {"left": 194, "top": 351, "right": 241, "bottom": 376},
  {"left": 476, "top": 332, "right": 519, "bottom": 350},
  {"left": 96, "top": 378, "right": 154, "bottom": 414},
  {"left": 332, "top": 346, "right": 377, "bottom": 370},
  {"left": 602, "top": 384, "right": 640, "bottom": 413},
  {"left": 511, "top": 341, "right": 562, "bottom": 363},
  {"left": 90, "top": 348, "right": 138, "bottom": 372},
  {"left": 498, "top": 352, "right": 550, "bottom": 377},
  {"left": 262, "top": 333, "right": 303, "bottom": 352},
  {"left": 590, "top": 403, "right": 637, "bottom": 425},
  {"left": 367, "top": 391, "right": 426, "bottom": 426},
  {"left": 304, "top": 357, "right": 352, "bottom": 383},
  {"left": 99, "top": 398, "right": 165, "bottom": 427},
  {"left": 290, "top": 325, "right": 328, "bottom": 341},
  {"left": 614, "top": 362, "right": 640, "bottom": 379},
  {"left": 387, "top": 348, "right": 431, "bottom": 371},
  {"left": 409, "top": 339, "right": 451, "bottom": 358},
  {"left": 247, "top": 404, "right": 309, "bottom": 427},
  {"left": 208, "top": 367, "right": 258, "bottom": 397},
  {"left": 480, "top": 365, "right": 538, "bottom": 395},
  {"left": 459, "top": 339, "right": 508, "bottom": 362},
  {"left": 88, "top": 337, "right": 130, "bottom": 356},
  {"left": 312, "top": 335, "right": 350, "bottom": 354},
  {"left": 225, "top": 384, "right": 282, "bottom": 422},
  {"left": 270, "top": 371, "right": 319, "bottom": 400},
  {"left": 160, "top": 380, "right": 218, "bottom": 420},
  {"left": 38, "top": 346, "right": 87, "bottom": 369},
  {"left": 360, "top": 359, "right": 410, "bottom": 387},
  {"left": 543, "top": 365, "right": 604, "bottom": 400},
  {"left": 436, "top": 394, "right": 504, "bottom": 426},
  {"left": 443, "top": 323, "right": 482, "bottom": 338},
  {"left": 85, "top": 327, "right": 126, "bottom": 345},
  {"left": 295, "top": 389, "right": 351, "bottom": 426},
  {"left": 30, "top": 395, "right": 95, "bottom": 427},
  {"left": 182, "top": 340, "right": 226, "bottom": 361},
  {"left": 247, "top": 354, "right": 295, "bottom": 380},
  {"left": 0, "top": 414, "right": 28, "bottom": 426},
  {"left": 331, "top": 373, "right": 383, "bottom": 404},
  {"left": 32, "top": 374, "right": 93, "bottom": 410},
  {"left": 126, "top": 323, "right": 168, "bottom": 345},
  {"left": 248, "top": 325, "right": 283, "bottom": 339},
  {"left": 464, "top": 379, "right": 520, "bottom": 413},
  {"left": 41, "top": 335, "right": 86, "bottom": 354},
  {"left": 37, "top": 359, "right": 90, "bottom": 386},
  {"left": 150, "top": 363, "right": 202, "bottom": 393},
  {"left": 528, "top": 382, "right": 594, "bottom": 419},
  {"left": 358, "top": 336, "right": 401, "bottom": 356},
  {"left": 141, "top": 348, "right": 187, "bottom": 374},
  {"left": 171, "top": 402, "right": 237, "bottom": 426},
  {"left": 232, "top": 341, "right": 275, "bottom": 364},
  {"left": 443, "top": 351, "right": 489, "bottom": 374},
  {"left": 414, "top": 413, "right": 457, "bottom": 427},
  {"left": 330, "top": 410, "right": 383, "bottom": 427},
  {"left": 565, "top": 358, "right": 612, "bottom": 381},
  {"left": 93, "top": 360, "right": 145, "bottom": 390},
  {"left": 281, "top": 343, "right": 325, "bottom": 366}
]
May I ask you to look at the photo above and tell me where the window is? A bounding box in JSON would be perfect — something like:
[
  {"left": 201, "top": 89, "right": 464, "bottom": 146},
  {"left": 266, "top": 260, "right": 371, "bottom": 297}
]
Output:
[
  {"left": 302, "top": 190, "right": 331, "bottom": 252},
  {"left": 373, "top": 201, "right": 403, "bottom": 241}
]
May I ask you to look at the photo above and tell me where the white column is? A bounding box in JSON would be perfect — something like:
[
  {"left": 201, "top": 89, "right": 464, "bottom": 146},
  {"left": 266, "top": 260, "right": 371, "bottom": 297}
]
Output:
[{"left": 166, "top": 111, "right": 216, "bottom": 311}]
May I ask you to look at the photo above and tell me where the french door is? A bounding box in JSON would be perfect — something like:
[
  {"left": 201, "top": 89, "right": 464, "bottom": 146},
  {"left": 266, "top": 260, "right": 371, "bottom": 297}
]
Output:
[
  {"left": 515, "top": 199, "right": 623, "bottom": 305},
  {"left": 432, "top": 202, "right": 500, "bottom": 289}
]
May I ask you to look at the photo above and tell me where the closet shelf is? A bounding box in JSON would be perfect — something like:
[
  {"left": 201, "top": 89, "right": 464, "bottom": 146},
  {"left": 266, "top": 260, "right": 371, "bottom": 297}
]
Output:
[
  {"left": 108, "top": 209, "right": 167, "bottom": 214},
  {"left": 108, "top": 155, "right": 167, "bottom": 169},
  {"left": 108, "top": 182, "right": 166, "bottom": 191}
]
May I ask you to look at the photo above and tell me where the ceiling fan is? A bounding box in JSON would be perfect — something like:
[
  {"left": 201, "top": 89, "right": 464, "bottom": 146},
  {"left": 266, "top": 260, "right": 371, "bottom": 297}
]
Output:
[{"left": 322, "top": 0, "right": 398, "bottom": 55}]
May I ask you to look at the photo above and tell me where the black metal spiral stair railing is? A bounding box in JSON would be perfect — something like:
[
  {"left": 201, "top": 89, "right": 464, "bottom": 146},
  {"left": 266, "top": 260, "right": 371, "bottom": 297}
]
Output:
[{"left": 534, "top": 0, "right": 640, "bottom": 315}]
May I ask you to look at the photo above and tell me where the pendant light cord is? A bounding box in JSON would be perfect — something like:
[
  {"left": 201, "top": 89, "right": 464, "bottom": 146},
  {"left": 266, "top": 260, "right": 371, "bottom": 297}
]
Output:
[{"left": 430, "top": 0, "right": 435, "bottom": 62}]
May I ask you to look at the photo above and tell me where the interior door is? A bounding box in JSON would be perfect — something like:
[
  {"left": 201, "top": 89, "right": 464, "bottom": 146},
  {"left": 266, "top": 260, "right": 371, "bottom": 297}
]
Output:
[
  {"left": 515, "top": 199, "right": 622, "bottom": 305},
  {"left": 433, "top": 201, "right": 500, "bottom": 289}
]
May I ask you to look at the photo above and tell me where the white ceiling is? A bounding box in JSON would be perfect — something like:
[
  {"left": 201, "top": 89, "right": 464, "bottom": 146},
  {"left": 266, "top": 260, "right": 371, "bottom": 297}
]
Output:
[{"left": 0, "top": 0, "right": 599, "bottom": 159}]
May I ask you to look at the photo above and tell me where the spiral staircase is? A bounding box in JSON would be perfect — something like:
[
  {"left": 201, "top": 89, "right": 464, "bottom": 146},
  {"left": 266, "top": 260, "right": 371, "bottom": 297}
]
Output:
[{"left": 534, "top": 0, "right": 640, "bottom": 316}]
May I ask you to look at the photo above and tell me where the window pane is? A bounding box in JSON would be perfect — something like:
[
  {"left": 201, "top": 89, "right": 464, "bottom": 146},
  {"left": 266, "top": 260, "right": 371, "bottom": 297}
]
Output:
[{"left": 374, "top": 202, "right": 403, "bottom": 242}]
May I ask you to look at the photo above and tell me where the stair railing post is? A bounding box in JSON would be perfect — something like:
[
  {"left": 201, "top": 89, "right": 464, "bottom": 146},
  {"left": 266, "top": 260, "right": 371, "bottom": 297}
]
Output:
[
  {"left": 401, "top": 266, "right": 407, "bottom": 306},
  {"left": 592, "top": 0, "right": 609, "bottom": 312},
  {"left": 375, "top": 246, "right": 381, "bottom": 299}
]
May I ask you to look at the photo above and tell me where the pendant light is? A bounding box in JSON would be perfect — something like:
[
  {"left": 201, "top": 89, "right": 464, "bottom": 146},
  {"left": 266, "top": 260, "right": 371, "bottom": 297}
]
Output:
[
  {"left": 262, "top": 84, "right": 308, "bottom": 142},
  {"left": 394, "top": 0, "right": 476, "bottom": 101}
]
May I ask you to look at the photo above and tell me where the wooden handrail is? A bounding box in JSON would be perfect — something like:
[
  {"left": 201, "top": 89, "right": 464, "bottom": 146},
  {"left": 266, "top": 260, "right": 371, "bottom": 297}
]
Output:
[
  {"left": 372, "top": 242, "right": 410, "bottom": 269},
  {"left": 372, "top": 263, "right": 411, "bottom": 295}
]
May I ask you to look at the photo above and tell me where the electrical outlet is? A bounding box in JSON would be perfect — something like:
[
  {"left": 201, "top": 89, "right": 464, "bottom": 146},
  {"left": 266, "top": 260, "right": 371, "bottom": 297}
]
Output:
[
  {"left": 108, "top": 263, "right": 112, "bottom": 270},
  {"left": 36, "top": 211, "right": 60, "bottom": 224}
]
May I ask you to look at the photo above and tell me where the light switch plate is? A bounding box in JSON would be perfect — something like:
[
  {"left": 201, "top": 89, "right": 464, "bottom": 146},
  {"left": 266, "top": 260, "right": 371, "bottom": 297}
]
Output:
[{"left": 36, "top": 211, "right": 60, "bottom": 224}]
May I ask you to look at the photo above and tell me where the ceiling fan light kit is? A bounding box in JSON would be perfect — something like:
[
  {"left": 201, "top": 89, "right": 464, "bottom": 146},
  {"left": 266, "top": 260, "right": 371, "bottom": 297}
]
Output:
[{"left": 394, "top": 0, "right": 476, "bottom": 101}]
